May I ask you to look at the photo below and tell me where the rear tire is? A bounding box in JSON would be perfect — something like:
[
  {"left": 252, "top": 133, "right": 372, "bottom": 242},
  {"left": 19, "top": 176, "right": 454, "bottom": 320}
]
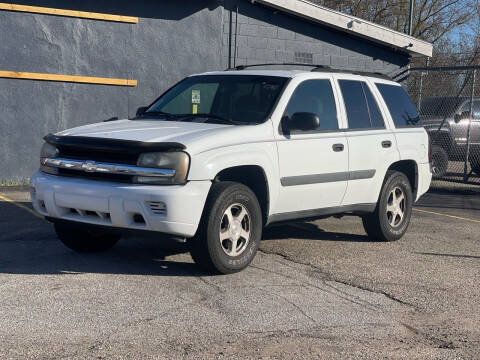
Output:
[
  {"left": 431, "top": 145, "right": 448, "bottom": 179},
  {"left": 188, "top": 182, "right": 262, "bottom": 274},
  {"left": 54, "top": 222, "right": 120, "bottom": 252},
  {"left": 470, "top": 158, "right": 480, "bottom": 176},
  {"left": 362, "top": 171, "right": 413, "bottom": 242}
]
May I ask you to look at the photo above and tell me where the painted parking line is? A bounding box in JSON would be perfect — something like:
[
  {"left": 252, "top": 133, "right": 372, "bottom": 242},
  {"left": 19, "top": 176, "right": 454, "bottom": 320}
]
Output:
[
  {"left": 413, "top": 208, "right": 480, "bottom": 224},
  {"left": 0, "top": 194, "right": 44, "bottom": 220}
]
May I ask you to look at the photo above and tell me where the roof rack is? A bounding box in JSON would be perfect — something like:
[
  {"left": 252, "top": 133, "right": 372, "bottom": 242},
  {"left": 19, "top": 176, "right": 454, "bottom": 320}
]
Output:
[
  {"left": 311, "top": 67, "right": 392, "bottom": 80},
  {"left": 227, "top": 63, "right": 392, "bottom": 80},
  {"left": 227, "top": 63, "right": 330, "bottom": 71}
]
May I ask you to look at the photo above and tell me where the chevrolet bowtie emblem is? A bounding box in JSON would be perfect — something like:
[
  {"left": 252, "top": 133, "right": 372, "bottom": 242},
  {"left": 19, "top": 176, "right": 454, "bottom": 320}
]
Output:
[{"left": 82, "top": 161, "right": 97, "bottom": 172}]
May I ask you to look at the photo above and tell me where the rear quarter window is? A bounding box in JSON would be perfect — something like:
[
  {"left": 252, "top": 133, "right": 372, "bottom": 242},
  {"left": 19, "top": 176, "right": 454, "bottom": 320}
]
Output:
[{"left": 376, "top": 83, "right": 420, "bottom": 127}]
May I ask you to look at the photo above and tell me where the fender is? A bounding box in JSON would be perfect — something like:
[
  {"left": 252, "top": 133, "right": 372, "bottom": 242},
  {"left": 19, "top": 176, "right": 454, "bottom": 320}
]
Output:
[{"left": 187, "top": 142, "right": 280, "bottom": 215}]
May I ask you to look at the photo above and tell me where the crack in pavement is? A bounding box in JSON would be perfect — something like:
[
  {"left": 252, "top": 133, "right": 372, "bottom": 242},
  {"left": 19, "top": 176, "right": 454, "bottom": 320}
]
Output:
[
  {"left": 251, "top": 260, "right": 378, "bottom": 310},
  {"left": 254, "top": 251, "right": 386, "bottom": 309},
  {"left": 258, "top": 248, "right": 417, "bottom": 310},
  {"left": 257, "top": 248, "right": 467, "bottom": 355},
  {"left": 258, "top": 288, "right": 318, "bottom": 325},
  {"left": 193, "top": 275, "right": 225, "bottom": 294},
  {"left": 332, "top": 278, "right": 416, "bottom": 308},
  {"left": 401, "top": 322, "right": 456, "bottom": 350}
]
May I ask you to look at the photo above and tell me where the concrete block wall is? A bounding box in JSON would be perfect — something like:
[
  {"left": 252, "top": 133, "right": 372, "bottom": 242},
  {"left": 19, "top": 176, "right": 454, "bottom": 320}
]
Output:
[{"left": 222, "top": 0, "right": 409, "bottom": 74}]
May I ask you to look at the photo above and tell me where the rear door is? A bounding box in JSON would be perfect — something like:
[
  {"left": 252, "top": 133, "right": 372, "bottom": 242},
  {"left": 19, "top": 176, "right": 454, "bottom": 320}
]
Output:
[
  {"left": 334, "top": 76, "right": 399, "bottom": 206},
  {"left": 273, "top": 76, "right": 349, "bottom": 216},
  {"left": 375, "top": 81, "right": 429, "bottom": 165}
]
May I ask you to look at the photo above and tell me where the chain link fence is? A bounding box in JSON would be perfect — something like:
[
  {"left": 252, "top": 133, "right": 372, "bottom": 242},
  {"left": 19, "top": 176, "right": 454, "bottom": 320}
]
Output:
[{"left": 402, "top": 65, "right": 480, "bottom": 193}]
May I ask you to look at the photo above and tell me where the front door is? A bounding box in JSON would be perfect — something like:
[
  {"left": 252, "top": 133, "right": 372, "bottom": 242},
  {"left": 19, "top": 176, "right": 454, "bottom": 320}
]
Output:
[{"left": 273, "top": 77, "right": 349, "bottom": 216}]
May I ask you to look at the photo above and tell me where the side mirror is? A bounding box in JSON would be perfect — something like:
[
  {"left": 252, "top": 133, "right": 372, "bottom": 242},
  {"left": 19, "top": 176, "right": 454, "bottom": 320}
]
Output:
[
  {"left": 285, "top": 112, "right": 320, "bottom": 132},
  {"left": 454, "top": 111, "right": 470, "bottom": 123},
  {"left": 136, "top": 106, "right": 148, "bottom": 116}
]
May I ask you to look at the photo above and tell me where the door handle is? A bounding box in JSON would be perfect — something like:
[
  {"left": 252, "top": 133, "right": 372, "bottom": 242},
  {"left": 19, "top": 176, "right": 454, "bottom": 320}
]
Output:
[
  {"left": 332, "top": 143, "right": 344, "bottom": 152},
  {"left": 382, "top": 140, "right": 392, "bottom": 148}
]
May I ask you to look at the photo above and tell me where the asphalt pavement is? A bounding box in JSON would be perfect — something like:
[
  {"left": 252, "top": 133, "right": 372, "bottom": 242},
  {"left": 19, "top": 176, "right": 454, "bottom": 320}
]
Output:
[{"left": 0, "top": 187, "right": 478, "bottom": 359}]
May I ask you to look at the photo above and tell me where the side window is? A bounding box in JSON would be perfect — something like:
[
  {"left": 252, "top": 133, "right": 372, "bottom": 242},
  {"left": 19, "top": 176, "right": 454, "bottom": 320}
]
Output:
[
  {"left": 338, "top": 80, "right": 385, "bottom": 129},
  {"left": 363, "top": 84, "right": 385, "bottom": 128},
  {"left": 376, "top": 83, "right": 420, "bottom": 127},
  {"left": 339, "top": 80, "right": 371, "bottom": 129},
  {"left": 285, "top": 79, "right": 338, "bottom": 131}
]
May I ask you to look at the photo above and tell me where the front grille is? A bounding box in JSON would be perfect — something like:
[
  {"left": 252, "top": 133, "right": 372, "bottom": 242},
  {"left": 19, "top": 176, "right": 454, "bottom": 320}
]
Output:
[
  {"left": 58, "top": 147, "right": 138, "bottom": 165},
  {"left": 57, "top": 168, "right": 134, "bottom": 183},
  {"left": 55, "top": 141, "right": 139, "bottom": 182}
]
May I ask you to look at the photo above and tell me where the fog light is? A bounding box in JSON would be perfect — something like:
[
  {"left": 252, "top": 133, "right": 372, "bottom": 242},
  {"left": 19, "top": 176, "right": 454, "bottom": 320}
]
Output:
[{"left": 147, "top": 201, "right": 167, "bottom": 215}]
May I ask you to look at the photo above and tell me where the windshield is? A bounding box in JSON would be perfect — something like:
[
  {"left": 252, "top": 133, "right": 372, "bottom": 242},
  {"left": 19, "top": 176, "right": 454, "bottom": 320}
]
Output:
[{"left": 143, "top": 75, "right": 288, "bottom": 125}]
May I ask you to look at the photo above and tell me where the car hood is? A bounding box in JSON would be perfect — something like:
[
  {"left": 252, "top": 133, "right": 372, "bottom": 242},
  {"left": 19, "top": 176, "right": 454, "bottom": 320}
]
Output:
[
  {"left": 58, "top": 119, "right": 230, "bottom": 142},
  {"left": 56, "top": 119, "right": 273, "bottom": 154}
]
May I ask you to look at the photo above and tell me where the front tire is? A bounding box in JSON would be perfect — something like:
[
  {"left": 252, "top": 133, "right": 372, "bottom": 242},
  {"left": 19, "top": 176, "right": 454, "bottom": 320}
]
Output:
[
  {"left": 188, "top": 182, "right": 263, "bottom": 274},
  {"left": 362, "top": 171, "right": 413, "bottom": 242},
  {"left": 54, "top": 222, "right": 120, "bottom": 252}
]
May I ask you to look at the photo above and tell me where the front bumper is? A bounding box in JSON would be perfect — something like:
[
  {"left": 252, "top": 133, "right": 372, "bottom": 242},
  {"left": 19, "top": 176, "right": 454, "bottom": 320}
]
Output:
[{"left": 30, "top": 171, "right": 211, "bottom": 237}]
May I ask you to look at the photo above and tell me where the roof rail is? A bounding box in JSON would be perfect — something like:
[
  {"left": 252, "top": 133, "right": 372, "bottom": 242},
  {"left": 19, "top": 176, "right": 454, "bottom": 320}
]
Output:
[
  {"left": 227, "top": 63, "right": 330, "bottom": 71},
  {"left": 311, "top": 67, "right": 392, "bottom": 80},
  {"left": 226, "top": 63, "right": 392, "bottom": 81}
]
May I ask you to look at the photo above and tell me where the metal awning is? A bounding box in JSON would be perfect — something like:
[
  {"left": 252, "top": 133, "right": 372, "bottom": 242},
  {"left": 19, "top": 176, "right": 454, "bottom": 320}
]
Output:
[{"left": 254, "top": 0, "right": 433, "bottom": 57}]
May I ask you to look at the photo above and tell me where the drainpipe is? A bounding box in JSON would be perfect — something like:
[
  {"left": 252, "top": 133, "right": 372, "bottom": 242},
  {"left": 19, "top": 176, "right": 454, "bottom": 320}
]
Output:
[
  {"left": 234, "top": 5, "right": 239, "bottom": 68},
  {"left": 408, "top": 0, "right": 414, "bottom": 36}
]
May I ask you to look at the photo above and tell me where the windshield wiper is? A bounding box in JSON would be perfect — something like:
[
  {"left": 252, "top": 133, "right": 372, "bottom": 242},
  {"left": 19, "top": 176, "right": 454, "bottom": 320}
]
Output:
[
  {"left": 136, "top": 111, "right": 196, "bottom": 122},
  {"left": 140, "top": 111, "right": 245, "bottom": 125},
  {"left": 144, "top": 111, "right": 167, "bottom": 115},
  {"left": 178, "top": 113, "right": 242, "bottom": 125},
  {"left": 141, "top": 111, "right": 185, "bottom": 119}
]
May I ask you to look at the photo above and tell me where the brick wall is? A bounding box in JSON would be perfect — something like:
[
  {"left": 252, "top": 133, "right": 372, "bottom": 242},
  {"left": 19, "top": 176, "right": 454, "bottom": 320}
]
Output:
[{"left": 222, "top": 1, "right": 409, "bottom": 74}]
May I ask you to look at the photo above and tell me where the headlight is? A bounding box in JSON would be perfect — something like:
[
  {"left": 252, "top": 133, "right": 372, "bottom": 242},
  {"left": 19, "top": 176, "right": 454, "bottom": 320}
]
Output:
[
  {"left": 40, "top": 142, "right": 59, "bottom": 175},
  {"left": 135, "top": 152, "right": 190, "bottom": 185}
]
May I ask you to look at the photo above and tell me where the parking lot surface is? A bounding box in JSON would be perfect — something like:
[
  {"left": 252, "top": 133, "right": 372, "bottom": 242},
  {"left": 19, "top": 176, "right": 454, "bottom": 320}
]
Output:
[{"left": 0, "top": 187, "right": 479, "bottom": 359}]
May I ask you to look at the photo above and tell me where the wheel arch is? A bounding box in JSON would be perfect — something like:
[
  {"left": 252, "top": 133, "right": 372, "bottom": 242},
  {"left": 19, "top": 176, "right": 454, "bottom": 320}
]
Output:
[
  {"left": 213, "top": 165, "right": 270, "bottom": 225},
  {"left": 187, "top": 144, "right": 279, "bottom": 223},
  {"left": 386, "top": 160, "right": 419, "bottom": 199}
]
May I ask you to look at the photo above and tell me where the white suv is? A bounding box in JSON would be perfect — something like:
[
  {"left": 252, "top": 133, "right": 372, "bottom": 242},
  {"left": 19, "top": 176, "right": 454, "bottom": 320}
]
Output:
[{"left": 30, "top": 66, "right": 432, "bottom": 274}]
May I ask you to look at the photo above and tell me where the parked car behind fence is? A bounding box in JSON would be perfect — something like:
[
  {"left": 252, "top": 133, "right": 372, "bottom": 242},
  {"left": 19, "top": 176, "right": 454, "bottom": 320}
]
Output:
[
  {"left": 406, "top": 65, "right": 480, "bottom": 192},
  {"left": 420, "top": 96, "right": 480, "bottom": 177}
]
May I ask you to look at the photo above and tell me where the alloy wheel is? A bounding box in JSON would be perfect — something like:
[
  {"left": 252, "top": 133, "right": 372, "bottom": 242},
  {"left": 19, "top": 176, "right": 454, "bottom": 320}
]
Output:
[
  {"left": 219, "top": 203, "right": 251, "bottom": 257},
  {"left": 386, "top": 186, "right": 406, "bottom": 227}
]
